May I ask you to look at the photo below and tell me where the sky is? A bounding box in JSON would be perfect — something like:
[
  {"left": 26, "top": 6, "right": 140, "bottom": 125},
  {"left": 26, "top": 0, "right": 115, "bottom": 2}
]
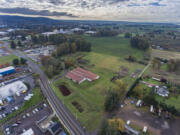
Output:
[{"left": 0, "top": 0, "right": 179, "bottom": 23}]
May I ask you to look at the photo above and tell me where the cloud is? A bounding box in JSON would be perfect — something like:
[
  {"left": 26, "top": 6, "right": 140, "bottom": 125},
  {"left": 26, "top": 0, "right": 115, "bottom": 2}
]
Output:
[
  {"left": 0, "top": 0, "right": 179, "bottom": 22},
  {"left": 0, "top": 8, "right": 77, "bottom": 17}
]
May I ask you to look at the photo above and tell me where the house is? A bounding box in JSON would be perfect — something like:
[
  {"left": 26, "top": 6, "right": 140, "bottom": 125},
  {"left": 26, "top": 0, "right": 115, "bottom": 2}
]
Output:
[
  {"left": 48, "top": 122, "right": 63, "bottom": 135},
  {"left": 66, "top": 67, "right": 99, "bottom": 84},
  {"left": 155, "top": 86, "right": 169, "bottom": 97}
]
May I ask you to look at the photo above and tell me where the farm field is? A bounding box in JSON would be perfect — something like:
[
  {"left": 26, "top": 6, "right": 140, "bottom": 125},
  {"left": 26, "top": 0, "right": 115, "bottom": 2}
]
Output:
[
  {"left": 51, "top": 36, "right": 147, "bottom": 132},
  {"left": 152, "top": 49, "right": 180, "bottom": 60},
  {"left": 0, "top": 55, "right": 18, "bottom": 65}
]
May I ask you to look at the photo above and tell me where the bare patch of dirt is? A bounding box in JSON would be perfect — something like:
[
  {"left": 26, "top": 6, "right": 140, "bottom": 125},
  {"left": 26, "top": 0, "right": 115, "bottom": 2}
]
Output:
[{"left": 59, "top": 85, "right": 71, "bottom": 96}]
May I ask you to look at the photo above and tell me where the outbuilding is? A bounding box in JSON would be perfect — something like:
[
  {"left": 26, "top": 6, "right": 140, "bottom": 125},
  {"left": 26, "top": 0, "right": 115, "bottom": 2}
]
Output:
[{"left": 0, "top": 66, "right": 15, "bottom": 76}]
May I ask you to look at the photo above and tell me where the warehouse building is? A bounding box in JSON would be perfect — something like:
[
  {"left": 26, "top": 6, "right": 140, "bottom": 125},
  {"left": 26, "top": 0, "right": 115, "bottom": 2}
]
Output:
[
  {"left": 0, "top": 66, "right": 15, "bottom": 76},
  {"left": 0, "top": 81, "right": 27, "bottom": 100}
]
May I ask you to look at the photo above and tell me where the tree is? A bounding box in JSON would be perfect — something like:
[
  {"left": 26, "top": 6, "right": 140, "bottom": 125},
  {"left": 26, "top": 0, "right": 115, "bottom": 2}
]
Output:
[
  {"left": 109, "top": 118, "right": 125, "bottom": 132},
  {"left": 99, "top": 119, "right": 109, "bottom": 135},
  {"left": 114, "top": 80, "right": 127, "bottom": 99},
  {"left": 10, "top": 41, "right": 16, "bottom": 49},
  {"left": 130, "top": 36, "right": 150, "bottom": 50},
  {"left": 12, "top": 58, "right": 19, "bottom": 65},
  {"left": 64, "top": 58, "right": 74, "bottom": 69},
  {"left": 143, "top": 90, "right": 158, "bottom": 106},
  {"left": 104, "top": 90, "right": 120, "bottom": 112},
  {"left": 71, "top": 42, "right": 77, "bottom": 53},
  {"left": 99, "top": 119, "right": 121, "bottom": 135},
  {"left": 152, "top": 58, "right": 161, "bottom": 70},
  {"left": 170, "top": 87, "right": 179, "bottom": 98},
  {"left": 133, "top": 85, "right": 143, "bottom": 99},
  {"left": 46, "top": 65, "right": 54, "bottom": 78},
  {"left": 20, "top": 57, "right": 27, "bottom": 65},
  {"left": 124, "top": 32, "right": 132, "bottom": 38},
  {"left": 18, "top": 40, "right": 22, "bottom": 47}
]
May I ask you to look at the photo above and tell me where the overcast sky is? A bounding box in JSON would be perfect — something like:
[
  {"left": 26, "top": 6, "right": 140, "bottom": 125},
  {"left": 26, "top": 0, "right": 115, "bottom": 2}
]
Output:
[{"left": 0, "top": 0, "right": 179, "bottom": 23}]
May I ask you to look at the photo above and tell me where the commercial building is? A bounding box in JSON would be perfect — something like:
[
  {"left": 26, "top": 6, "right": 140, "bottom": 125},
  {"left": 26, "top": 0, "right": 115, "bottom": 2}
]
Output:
[
  {"left": 0, "top": 81, "right": 27, "bottom": 100},
  {"left": 0, "top": 66, "right": 15, "bottom": 76},
  {"left": 66, "top": 67, "right": 99, "bottom": 84},
  {"left": 21, "top": 128, "right": 35, "bottom": 135}
]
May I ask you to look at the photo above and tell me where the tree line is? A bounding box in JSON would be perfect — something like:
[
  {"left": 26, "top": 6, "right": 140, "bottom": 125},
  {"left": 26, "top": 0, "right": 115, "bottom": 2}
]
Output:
[{"left": 130, "top": 36, "right": 150, "bottom": 50}]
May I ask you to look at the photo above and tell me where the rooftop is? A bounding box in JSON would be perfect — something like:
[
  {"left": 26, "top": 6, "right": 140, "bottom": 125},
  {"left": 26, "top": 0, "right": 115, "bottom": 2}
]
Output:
[
  {"left": 21, "top": 128, "right": 35, "bottom": 135},
  {"left": 0, "top": 66, "right": 15, "bottom": 73},
  {"left": 66, "top": 67, "right": 99, "bottom": 84}
]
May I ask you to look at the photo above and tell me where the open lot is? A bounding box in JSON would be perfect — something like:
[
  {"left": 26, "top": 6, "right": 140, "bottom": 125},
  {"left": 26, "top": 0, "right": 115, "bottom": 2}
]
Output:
[
  {"left": 51, "top": 36, "right": 146, "bottom": 132},
  {"left": 117, "top": 103, "right": 180, "bottom": 135},
  {"left": 0, "top": 55, "right": 18, "bottom": 65},
  {"left": 152, "top": 49, "right": 180, "bottom": 60}
]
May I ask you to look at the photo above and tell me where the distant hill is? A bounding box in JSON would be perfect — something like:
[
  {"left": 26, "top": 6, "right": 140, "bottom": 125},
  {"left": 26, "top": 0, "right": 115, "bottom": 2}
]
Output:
[
  {"left": 0, "top": 15, "right": 177, "bottom": 28},
  {"left": 0, "top": 15, "right": 62, "bottom": 26}
]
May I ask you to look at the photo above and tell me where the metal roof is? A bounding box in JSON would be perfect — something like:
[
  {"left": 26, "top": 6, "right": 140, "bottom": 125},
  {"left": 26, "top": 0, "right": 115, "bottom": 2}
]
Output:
[{"left": 0, "top": 66, "right": 15, "bottom": 73}]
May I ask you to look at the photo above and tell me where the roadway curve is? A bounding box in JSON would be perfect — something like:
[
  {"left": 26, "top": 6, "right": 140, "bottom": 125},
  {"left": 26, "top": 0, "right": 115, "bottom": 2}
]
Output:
[{"left": 3, "top": 42, "right": 87, "bottom": 135}]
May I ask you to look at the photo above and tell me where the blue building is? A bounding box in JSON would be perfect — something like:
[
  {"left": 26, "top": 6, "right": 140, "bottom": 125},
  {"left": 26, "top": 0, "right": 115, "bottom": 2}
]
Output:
[{"left": 0, "top": 66, "right": 15, "bottom": 76}]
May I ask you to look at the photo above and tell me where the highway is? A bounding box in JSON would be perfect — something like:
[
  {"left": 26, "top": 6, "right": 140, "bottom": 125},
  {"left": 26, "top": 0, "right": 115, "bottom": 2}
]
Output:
[{"left": 3, "top": 42, "right": 87, "bottom": 135}]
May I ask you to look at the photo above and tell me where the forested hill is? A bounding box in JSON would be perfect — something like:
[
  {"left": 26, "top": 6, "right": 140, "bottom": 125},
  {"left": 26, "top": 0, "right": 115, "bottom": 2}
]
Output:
[{"left": 0, "top": 15, "right": 62, "bottom": 26}]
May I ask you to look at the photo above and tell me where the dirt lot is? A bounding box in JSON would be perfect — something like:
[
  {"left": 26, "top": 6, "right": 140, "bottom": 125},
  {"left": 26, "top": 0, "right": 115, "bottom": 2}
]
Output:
[
  {"left": 117, "top": 103, "right": 180, "bottom": 135},
  {"left": 152, "top": 49, "right": 180, "bottom": 60},
  {"left": 59, "top": 85, "right": 71, "bottom": 96}
]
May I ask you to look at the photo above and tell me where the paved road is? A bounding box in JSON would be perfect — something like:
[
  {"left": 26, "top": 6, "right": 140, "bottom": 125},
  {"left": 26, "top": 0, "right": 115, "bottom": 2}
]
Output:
[{"left": 3, "top": 42, "right": 87, "bottom": 135}]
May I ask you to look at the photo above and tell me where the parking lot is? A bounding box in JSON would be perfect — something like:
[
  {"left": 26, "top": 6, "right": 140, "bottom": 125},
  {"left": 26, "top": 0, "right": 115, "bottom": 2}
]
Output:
[
  {"left": 0, "top": 47, "right": 10, "bottom": 57},
  {"left": 4, "top": 103, "right": 53, "bottom": 135},
  {"left": 117, "top": 101, "right": 180, "bottom": 135},
  {"left": 0, "top": 76, "right": 35, "bottom": 121}
]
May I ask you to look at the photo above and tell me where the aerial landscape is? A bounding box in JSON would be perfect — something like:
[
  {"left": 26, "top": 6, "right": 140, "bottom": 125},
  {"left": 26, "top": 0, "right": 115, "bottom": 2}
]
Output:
[{"left": 0, "top": 0, "right": 180, "bottom": 135}]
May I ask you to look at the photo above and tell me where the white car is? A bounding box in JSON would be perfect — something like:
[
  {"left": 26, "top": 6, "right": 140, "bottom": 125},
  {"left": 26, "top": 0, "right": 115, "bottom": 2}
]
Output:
[
  {"left": 126, "top": 120, "right": 131, "bottom": 125},
  {"left": 23, "top": 115, "right": 26, "bottom": 119},
  {"left": 14, "top": 106, "right": 19, "bottom": 110},
  {"left": 26, "top": 113, "right": 30, "bottom": 117},
  {"left": 2, "top": 113, "right": 6, "bottom": 118},
  {"left": 143, "top": 126, "right": 148, "bottom": 133},
  {"left": 32, "top": 110, "right": 36, "bottom": 114},
  {"left": 43, "top": 104, "right": 47, "bottom": 107},
  {"left": 35, "top": 108, "right": 38, "bottom": 112},
  {"left": 5, "top": 128, "right": 9, "bottom": 132}
]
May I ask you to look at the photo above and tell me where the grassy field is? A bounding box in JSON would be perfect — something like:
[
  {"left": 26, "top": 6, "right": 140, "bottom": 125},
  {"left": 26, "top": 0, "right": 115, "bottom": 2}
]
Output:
[
  {"left": 156, "top": 95, "right": 180, "bottom": 111},
  {"left": 52, "top": 36, "right": 146, "bottom": 132},
  {"left": 0, "top": 87, "right": 44, "bottom": 124},
  {"left": 152, "top": 49, "right": 180, "bottom": 60},
  {"left": 0, "top": 55, "right": 18, "bottom": 65}
]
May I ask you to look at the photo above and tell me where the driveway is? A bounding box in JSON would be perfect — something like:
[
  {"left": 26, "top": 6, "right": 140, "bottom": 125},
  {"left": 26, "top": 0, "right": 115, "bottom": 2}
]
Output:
[{"left": 117, "top": 105, "right": 180, "bottom": 135}]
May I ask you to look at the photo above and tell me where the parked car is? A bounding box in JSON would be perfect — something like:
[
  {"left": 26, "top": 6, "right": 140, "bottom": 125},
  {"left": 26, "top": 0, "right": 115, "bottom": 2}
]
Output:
[
  {"left": 12, "top": 123, "right": 18, "bottom": 127},
  {"left": 136, "top": 100, "right": 142, "bottom": 107},
  {"left": 143, "top": 126, "right": 148, "bottom": 133},
  {"left": 126, "top": 120, "right": 131, "bottom": 125}
]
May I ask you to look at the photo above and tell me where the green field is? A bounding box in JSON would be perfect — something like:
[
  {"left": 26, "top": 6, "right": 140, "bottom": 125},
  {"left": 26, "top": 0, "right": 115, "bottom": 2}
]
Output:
[
  {"left": 52, "top": 36, "right": 146, "bottom": 132},
  {"left": 0, "top": 55, "right": 18, "bottom": 65},
  {"left": 0, "top": 87, "right": 44, "bottom": 124},
  {"left": 156, "top": 95, "right": 180, "bottom": 111}
]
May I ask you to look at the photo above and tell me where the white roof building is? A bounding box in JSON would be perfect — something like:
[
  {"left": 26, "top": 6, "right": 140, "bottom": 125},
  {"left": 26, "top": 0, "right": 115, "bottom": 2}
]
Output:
[
  {"left": 0, "top": 81, "right": 27, "bottom": 100},
  {"left": 21, "top": 128, "right": 35, "bottom": 135}
]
